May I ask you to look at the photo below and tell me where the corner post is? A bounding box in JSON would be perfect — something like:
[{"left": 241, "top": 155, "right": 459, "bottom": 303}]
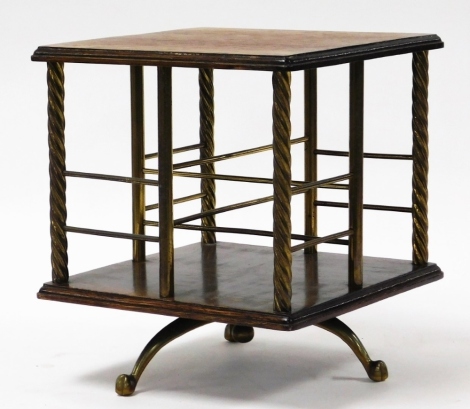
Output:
[
  {"left": 411, "top": 51, "right": 429, "bottom": 265},
  {"left": 48, "top": 62, "right": 68, "bottom": 283},
  {"left": 272, "top": 70, "right": 292, "bottom": 313}
]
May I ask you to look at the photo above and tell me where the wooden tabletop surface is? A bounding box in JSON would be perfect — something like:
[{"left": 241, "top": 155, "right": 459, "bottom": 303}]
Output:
[{"left": 32, "top": 28, "right": 443, "bottom": 70}]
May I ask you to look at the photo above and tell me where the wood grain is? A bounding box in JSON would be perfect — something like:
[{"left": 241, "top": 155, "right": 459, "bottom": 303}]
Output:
[
  {"left": 32, "top": 28, "right": 443, "bottom": 70},
  {"left": 38, "top": 242, "right": 443, "bottom": 331}
]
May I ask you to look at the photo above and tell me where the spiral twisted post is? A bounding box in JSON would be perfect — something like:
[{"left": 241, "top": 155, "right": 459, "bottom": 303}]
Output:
[
  {"left": 199, "top": 68, "right": 216, "bottom": 244},
  {"left": 411, "top": 51, "right": 429, "bottom": 265},
  {"left": 272, "top": 71, "right": 292, "bottom": 313},
  {"left": 47, "top": 62, "right": 68, "bottom": 283}
]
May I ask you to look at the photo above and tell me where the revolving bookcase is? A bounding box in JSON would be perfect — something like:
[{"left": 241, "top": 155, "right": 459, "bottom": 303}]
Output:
[{"left": 32, "top": 28, "right": 444, "bottom": 395}]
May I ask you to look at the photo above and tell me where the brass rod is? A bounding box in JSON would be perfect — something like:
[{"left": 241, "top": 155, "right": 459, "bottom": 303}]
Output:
[
  {"left": 145, "top": 193, "right": 205, "bottom": 211},
  {"left": 47, "top": 62, "right": 68, "bottom": 283},
  {"left": 411, "top": 51, "right": 429, "bottom": 265},
  {"left": 158, "top": 66, "right": 174, "bottom": 298},
  {"left": 171, "top": 170, "right": 306, "bottom": 186},
  {"left": 304, "top": 68, "right": 318, "bottom": 254},
  {"left": 349, "top": 60, "right": 364, "bottom": 289},
  {"left": 291, "top": 174, "right": 351, "bottom": 195},
  {"left": 315, "top": 200, "right": 412, "bottom": 213},
  {"left": 319, "top": 183, "right": 349, "bottom": 190},
  {"left": 65, "top": 170, "right": 158, "bottom": 186},
  {"left": 145, "top": 220, "right": 346, "bottom": 245},
  {"left": 291, "top": 229, "right": 353, "bottom": 253},
  {"left": 175, "top": 223, "right": 275, "bottom": 237},
  {"left": 272, "top": 70, "right": 292, "bottom": 313},
  {"left": 316, "top": 149, "right": 412, "bottom": 160},
  {"left": 199, "top": 68, "right": 216, "bottom": 243},
  {"left": 172, "top": 136, "right": 307, "bottom": 170},
  {"left": 173, "top": 170, "right": 347, "bottom": 189},
  {"left": 173, "top": 173, "right": 350, "bottom": 225},
  {"left": 174, "top": 194, "right": 274, "bottom": 224},
  {"left": 145, "top": 143, "right": 204, "bottom": 160},
  {"left": 65, "top": 225, "right": 159, "bottom": 242},
  {"left": 131, "top": 66, "right": 146, "bottom": 261},
  {"left": 173, "top": 223, "right": 348, "bottom": 245},
  {"left": 143, "top": 220, "right": 159, "bottom": 226}
]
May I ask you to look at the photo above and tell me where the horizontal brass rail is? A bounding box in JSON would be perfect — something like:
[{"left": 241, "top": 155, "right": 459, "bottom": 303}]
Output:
[
  {"left": 169, "top": 136, "right": 308, "bottom": 171},
  {"left": 173, "top": 173, "right": 351, "bottom": 225},
  {"left": 291, "top": 229, "right": 353, "bottom": 252},
  {"left": 172, "top": 171, "right": 306, "bottom": 186},
  {"left": 320, "top": 183, "right": 349, "bottom": 190},
  {"left": 315, "top": 200, "right": 412, "bottom": 213},
  {"left": 65, "top": 171, "right": 159, "bottom": 186},
  {"left": 145, "top": 192, "right": 206, "bottom": 211},
  {"left": 145, "top": 143, "right": 204, "bottom": 160},
  {"left": 65, "top": 226, "right": 159, "bottom": 242},
  {"left": 315, "top": 149, "right": 412, "bottom": 160},
  {"left": 145, "top": 169, "right": 348, "bottom": 189},
  {"left": 143, "top": 221, "right": 349, "bottom": 245}
]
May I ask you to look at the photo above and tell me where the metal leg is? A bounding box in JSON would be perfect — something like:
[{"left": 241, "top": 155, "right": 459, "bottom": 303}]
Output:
[
  {"left": 116, "top": 318, "right": 211, "bottom": 396},
  {"left": 411, "top": 51, "right": 429, "bottom": 265},
  {"left": 315, "top": 317, "right": 388, "bottom": 382},
  {"left": 158, "top": 66, "right": 174, "bottom": 298},
  {"left": 304, "top": 68, "right": 318, "bottom": 255},
  {"left": 131, "top": 66, "right": 146, "bottom": 261},
  {"left": 348, "top": 61, "right": 364, "bottom": 289},
  {"left": 224, "top": 325, "right": 254, "bottom": 343},
  {"left": 47, "top": 62, "right": 68, "bottom": 283},
  {"left": 199, "top": 68, "right": 216, "bottom": 244},
  {"left": 272, "top": 70, "right": 293, "bottom": 313}
]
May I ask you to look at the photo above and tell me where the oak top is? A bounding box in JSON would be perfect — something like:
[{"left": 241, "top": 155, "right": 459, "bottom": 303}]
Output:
[{"left": 32, "top": 28, "right": 443, "bottom": 70}]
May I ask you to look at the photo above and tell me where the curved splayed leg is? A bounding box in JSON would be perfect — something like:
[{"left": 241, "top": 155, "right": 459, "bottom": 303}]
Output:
[
  {"left": 315, "top": 317, "right": 388, "bottom": 382},
  {"left": 116, "top": 318, "right": 211, "bottom": 396}
]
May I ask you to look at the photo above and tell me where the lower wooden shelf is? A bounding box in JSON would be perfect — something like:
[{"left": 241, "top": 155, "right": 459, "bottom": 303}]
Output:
[{"left": 38, "top": 242, "right": 443, "bottom": 331}]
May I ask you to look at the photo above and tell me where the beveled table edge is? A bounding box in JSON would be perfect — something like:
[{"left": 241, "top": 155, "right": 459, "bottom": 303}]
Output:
[
  {"left": 31, "top": 33, "right": 443, "bottom": 70},
  {"left": 38, "top": 262, "right": 443, "bottom": 331}
]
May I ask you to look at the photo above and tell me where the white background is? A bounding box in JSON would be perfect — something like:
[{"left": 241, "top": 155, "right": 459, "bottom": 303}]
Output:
[{"left": 1, "top": 1, "right": 469, "bottom": 408}]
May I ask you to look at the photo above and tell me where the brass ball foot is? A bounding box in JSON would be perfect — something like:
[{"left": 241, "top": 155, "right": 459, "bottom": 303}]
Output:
[
  {"left": 224, "top": 324, "right": 254, "bottom": 343},
  {"left": 115, "top": 374, "right": 137, "bottom": 396},
  {"left": 368, "top": 360, "right": 388, "bottom": 382}
]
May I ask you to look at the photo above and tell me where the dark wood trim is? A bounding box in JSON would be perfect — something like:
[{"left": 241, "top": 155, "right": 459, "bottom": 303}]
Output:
[
  {"left": 32, "top": 34, "right": 443, "bottom": 71},
  {"left": 37, "top": 243, "right": 443, "bottom": 331}
]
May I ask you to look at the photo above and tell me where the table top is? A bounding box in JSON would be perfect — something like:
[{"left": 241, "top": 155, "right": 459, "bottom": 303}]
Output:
[{"left": 32, "top": 28, "right": 443, "bottom": 70}]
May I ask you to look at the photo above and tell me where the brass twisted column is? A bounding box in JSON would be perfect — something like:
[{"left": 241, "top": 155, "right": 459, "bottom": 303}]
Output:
[
  {"left": 199, "top": 68, "right": 216, "bottom": 244},
  {"left": 47, "top": 62, "right": 68, "bottom": 283},
  {"left": 272, "top": 71, "right": 292, "bottom": 313},
  {"left": 411, "top": 51, "right": 429, "bottom": 265}
]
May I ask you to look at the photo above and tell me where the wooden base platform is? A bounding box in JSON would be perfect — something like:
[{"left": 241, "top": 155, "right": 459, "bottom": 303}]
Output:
[{"left": 38, "top": 242, "right": 443, "bottom": 331}]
